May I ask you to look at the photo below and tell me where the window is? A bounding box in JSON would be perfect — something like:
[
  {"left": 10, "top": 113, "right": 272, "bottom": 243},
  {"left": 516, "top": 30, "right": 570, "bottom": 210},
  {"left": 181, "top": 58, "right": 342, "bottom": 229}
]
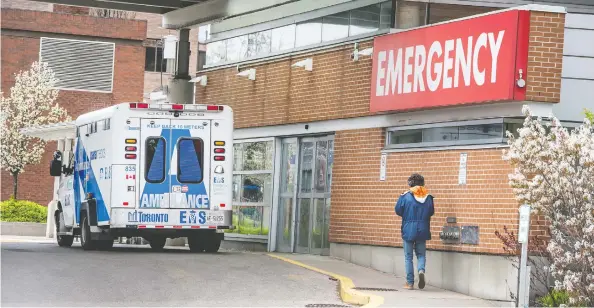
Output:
[
  {"left": 205, "top": 1, "right": 392, "bottom": 66},
  {"left": 349, "top": 4, "right": 381, "bottom": 36},
  {"left": 386, "top": 119, "right": 509, "bottom": 149},
  {"left": 248, "top": 30, "right": 272, "bottom": 57},
  {"left": 103, "top": 118, "right": 111, "bottom": 131},
  {"left": 322, "top": 12, "right": 350, "bottom": 42},
  {"left": 177, "top": 138, "right": 204, "bottom": 183},
  {"left": 145, "top": 46, "right": 168, "bottom": 72},
  {"left": 271, "top": 24, "right": 296, "bottom": 52},
  {"left": 145, "top": 137, "right": 166, "bottom": 183},
  {"left": 40, "top": 37, "right": 114, "bottom": 92},
  {"left": 295, "top": 18, "right": 323, "bottom": 47},
  {"left": 230, "top": 140, "right": 274, "bottom": 237}
]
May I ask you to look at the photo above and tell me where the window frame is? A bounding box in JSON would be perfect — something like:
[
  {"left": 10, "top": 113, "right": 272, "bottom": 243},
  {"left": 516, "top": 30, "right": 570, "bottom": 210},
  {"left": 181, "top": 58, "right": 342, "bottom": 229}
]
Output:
[
  {"left": 144, "top": 136, "right": 167, "bottom": 184},
  {"left": 385, "top": 117, "right": 585, "bottom": 150},
  {"left": 385, "top": 118, "right": 507, "bottom": 149},
  {"left": 176, "top": 137, "right": 205, "bottom": 184},
  {"left": 145, "top": 46, "right": 173, "bottom": 73}
]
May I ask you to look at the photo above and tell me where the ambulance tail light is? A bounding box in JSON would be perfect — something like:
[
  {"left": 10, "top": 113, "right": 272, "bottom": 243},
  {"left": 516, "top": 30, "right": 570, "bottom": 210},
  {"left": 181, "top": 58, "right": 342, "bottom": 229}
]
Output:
[
  {"left": 207, "top": 105, "right": 224, "bottom": 111},
  {"left": 125, "top": 154, "right": 137, "bottom": 159},
  {"left": 214, "top": 148, "right": 225, "bottom": 153},
  {"left": 214, "top": 156, "right": 225, "bottom": 161},
  {"left": 125, "top": 146, "right": 137, "bottom": 151},
  {"left": 129, "top": 103, "right": 149, "bottom": 109}
]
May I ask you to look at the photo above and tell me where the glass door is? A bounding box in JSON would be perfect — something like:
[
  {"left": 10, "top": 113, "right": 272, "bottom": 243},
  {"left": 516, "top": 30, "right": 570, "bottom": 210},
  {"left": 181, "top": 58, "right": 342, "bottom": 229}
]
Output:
[
  {"left": 295, "top": 136, "right": 334, "bottom": 255},
  {"left": 276, "top": 138, "right": 298, "bottom": 252}
]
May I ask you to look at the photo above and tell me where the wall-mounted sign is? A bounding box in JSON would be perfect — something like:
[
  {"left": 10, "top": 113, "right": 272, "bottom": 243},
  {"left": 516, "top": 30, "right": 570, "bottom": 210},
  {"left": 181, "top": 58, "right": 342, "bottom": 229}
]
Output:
[
  {"left": 370, "top": 10, "right": 529, "bottom": 113},
  {"left": 518, "top": 204, "right": 531, "bottom": 243},
  {"left": 379, "top": 153, "right": 387, "bottom": 181},
  {"left": 458, "top": 153, "right": 468, "bottom": 185}
]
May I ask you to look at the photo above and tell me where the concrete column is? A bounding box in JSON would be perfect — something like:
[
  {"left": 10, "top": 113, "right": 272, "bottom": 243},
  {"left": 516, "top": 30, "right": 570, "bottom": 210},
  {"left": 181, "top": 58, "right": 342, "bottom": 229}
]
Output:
[
  {"left": 167, "top": 28, "right": 194, "bottom": 105},
  {"left": 397, "top": 1, "right": 425, "bottom": 29}
]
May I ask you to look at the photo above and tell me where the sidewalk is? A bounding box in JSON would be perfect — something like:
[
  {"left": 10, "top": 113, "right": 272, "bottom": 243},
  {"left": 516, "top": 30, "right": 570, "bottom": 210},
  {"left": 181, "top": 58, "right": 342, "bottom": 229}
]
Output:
[
  {"left": 0, "top": 235, "right": 57, "bottom": 243},
  {"left": 270, "top": 253, "right": 514, "bottom": 308}
]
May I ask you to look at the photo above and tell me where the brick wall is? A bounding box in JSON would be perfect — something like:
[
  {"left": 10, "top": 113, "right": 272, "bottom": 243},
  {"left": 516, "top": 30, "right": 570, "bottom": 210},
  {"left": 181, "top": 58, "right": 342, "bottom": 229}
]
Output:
[
  {"left": 0, "top": 9, "right": 145, "bottom": 204},
  {"left": 329, "top": 128, "right": 519, "bottom": 254},
  {"left": 53, "top": 4, "right": 90, "bottom": 15},
  {"left": 1, "top": 8, "right": 146, "bottom": 41},
  {"left": 526, "top": 11, "right": 565, "bottom": 103},
  {"left": 196, "top": 41, "right": 374, "bottom": 128}
]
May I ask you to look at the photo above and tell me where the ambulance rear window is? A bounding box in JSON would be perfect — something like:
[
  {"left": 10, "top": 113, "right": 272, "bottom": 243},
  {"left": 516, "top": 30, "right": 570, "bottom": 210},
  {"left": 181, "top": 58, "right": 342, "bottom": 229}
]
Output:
[
  {"left": 145, "top": 137, "right": 166, "bottom": 183},
  {"left": 177, "top": 138, "right": 204, "bottom": 183}
]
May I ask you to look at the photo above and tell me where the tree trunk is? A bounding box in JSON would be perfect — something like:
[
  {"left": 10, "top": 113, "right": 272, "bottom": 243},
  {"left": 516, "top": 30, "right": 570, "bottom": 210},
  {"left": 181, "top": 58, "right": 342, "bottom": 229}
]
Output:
[{"left": 12, "top": 172, "right": 18, "bottom": 199}]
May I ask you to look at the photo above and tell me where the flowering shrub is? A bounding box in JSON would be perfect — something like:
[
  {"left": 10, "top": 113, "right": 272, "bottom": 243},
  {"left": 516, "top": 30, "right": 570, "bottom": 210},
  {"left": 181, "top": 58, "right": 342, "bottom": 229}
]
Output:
[
  {"left": 503, "top": 106, "right": 594, "bottom": 304},
  {"left": 0, "top": 62, "right": 70, "bottom": 198}
]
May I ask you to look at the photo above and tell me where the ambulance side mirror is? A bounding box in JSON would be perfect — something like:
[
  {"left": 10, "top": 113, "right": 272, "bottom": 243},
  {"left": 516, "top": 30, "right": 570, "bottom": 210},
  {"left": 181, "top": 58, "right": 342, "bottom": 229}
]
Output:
[
  {"left": 50, "top": 159, "right": 62, "bottom": 177},
  {"left": 50, "top": 151, "right": 62, "bottom": 177}
]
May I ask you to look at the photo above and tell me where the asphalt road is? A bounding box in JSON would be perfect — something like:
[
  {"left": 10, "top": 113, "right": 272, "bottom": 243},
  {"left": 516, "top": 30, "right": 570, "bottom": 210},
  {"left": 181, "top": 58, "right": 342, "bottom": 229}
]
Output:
[{"left": 1, "top": 240, "right": 344, "bottom": 307}]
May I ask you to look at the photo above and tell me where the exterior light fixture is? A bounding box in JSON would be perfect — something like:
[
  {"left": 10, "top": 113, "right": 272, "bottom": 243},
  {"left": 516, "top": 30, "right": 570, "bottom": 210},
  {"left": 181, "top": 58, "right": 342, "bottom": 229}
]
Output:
[
  {"left": 236, "top": 68, "right": 256, "bottom": 81},
  {"left": 292, "top": 58, "right": 313, "bottom": 71},
  {"left": 190, "top": 75, "right": 208, "bottom": 87},
  {"left": 352, "top": 47, "right": 374, "bottom": 61}
]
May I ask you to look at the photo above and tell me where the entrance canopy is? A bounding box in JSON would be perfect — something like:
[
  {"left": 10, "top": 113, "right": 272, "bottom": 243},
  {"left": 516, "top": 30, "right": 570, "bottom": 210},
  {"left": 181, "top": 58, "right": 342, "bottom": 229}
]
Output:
[
  {"left": 20, "top": 121, "right": 76, "bottom": 141},
  {"left": 27, "top": 0, "right": 295, "bottom": 29}
]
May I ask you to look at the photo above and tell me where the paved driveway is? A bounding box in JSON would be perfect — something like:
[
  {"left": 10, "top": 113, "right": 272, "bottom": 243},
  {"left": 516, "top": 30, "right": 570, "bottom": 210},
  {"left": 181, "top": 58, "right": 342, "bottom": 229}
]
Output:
[{"left": 1, "top": 240, "right": 343, "bottom": 307}]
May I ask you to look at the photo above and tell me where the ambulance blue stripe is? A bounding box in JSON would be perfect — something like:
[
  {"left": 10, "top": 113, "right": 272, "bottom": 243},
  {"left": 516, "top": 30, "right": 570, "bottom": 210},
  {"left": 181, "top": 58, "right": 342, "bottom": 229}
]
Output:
[{"left": 74, "top": 138, "right": 110, "bottom": 223}]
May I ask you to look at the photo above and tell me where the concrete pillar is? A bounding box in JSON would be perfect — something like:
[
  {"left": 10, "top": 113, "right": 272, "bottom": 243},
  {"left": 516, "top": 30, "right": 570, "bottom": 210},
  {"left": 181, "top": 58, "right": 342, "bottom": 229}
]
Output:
[
  {"left": 397, "top": 1, "right": 426, "bottom": 29},
  {"left": 167, "top": 28, "right": 193, "bottom": 105}
]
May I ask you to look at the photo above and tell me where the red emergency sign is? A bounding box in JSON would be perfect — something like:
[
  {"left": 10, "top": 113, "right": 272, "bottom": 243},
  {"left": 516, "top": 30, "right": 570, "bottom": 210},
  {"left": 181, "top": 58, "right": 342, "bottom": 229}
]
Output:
[{"left": 370, "top": 10, "right": 530, "bottom": 112}]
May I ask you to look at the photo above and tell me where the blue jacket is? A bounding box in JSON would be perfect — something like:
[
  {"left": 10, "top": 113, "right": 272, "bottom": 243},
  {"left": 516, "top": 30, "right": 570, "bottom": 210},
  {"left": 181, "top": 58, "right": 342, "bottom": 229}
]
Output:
[{"left": 395, "top": 191, "right": 434, "bottom": 241}]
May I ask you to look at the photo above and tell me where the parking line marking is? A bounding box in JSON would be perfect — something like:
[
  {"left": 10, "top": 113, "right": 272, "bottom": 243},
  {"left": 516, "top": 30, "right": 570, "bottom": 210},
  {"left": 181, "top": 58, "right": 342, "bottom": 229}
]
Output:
[{"left": 267, "top": 253, "right": 384, "bottom": 308}]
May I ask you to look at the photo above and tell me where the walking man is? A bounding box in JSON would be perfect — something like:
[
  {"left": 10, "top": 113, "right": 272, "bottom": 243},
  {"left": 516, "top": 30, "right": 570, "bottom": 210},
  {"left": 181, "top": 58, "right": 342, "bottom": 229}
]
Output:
[{"left": 395, "top": 173, "right": 434, "bottom": 290}]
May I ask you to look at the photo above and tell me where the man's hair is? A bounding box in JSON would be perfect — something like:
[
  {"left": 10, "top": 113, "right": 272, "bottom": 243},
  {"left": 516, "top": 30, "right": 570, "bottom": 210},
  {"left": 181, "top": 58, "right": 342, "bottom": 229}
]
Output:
[{"left": 407, "top": 173, "right": 425, "bottom": 187}]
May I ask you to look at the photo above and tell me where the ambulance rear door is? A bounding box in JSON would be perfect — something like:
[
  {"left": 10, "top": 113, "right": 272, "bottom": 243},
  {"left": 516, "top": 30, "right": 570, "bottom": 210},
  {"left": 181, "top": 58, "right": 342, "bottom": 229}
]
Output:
[{"left": 169, "top": 119, "right": 211, "bottom": 209}]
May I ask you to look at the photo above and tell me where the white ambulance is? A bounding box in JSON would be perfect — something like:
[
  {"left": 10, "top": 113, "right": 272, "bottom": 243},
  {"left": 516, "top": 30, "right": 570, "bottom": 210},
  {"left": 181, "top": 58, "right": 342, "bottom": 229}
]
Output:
[{"left": 49, "top": 102, "right": 233, "bottom": 252}]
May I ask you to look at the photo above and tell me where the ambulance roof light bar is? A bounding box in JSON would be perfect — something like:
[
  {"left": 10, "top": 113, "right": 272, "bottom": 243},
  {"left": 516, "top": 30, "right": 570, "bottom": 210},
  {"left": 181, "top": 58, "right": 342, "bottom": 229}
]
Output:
[{"left": 129, "top": 103, "right": 223, "bottom": 112}]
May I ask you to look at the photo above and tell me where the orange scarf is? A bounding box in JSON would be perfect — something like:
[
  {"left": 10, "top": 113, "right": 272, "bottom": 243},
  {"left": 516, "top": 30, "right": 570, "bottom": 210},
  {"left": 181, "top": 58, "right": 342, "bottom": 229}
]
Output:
[{"left": 410, "top": 186, "right": 428, "bottom": 198}]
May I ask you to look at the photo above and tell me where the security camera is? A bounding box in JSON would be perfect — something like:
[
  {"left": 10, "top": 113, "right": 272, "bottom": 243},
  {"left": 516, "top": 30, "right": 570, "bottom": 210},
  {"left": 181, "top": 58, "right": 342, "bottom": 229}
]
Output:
[{"left": 351, "top": 51, "right": 358, "bottom": 61}]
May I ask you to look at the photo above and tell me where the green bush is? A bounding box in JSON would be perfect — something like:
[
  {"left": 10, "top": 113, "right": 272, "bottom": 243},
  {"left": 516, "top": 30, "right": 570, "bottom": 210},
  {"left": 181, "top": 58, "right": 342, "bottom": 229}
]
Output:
[
  {"left": 0, "top": 198, "right": 48, "bottom": 223},
  {"left": 535, "top": 289, "right": 589, "bottom": 307}
]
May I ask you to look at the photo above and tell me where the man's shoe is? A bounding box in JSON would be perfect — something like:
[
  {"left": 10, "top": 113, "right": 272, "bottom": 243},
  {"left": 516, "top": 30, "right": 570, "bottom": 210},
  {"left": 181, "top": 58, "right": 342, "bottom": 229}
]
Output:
[
  {"left": 418, "top": 271, "right": 426, "bottom": 289},
  {"left": 403, "top": 282, "right": 414, "bottom": 290}
]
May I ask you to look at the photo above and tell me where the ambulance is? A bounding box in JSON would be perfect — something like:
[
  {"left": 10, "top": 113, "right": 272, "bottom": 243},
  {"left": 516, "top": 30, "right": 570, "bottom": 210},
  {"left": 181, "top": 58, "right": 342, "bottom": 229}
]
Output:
[{"left": 49, "top": 102, "right": 233, "bottom": 252}]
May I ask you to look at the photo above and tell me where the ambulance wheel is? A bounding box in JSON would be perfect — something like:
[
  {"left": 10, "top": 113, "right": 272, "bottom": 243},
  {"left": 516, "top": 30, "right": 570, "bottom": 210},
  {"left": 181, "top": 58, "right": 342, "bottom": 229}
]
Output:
[
  {"left": 80, "top": 215, "right": 96, "bottom": 251},
  {"left": 188, "top": 236, "right": 205, "bottom": 253},
  {"left": 96, "top": 239, "right": 114, "bottom": 251},
  {"left": 205, "top": 234, "right": 221, "bottom": 253},
  {"left": 149, "top": 237, "right": 166, "bottom": 251},
  {"left": 55, "top": 212, "right": 73, "bottom": 247}
]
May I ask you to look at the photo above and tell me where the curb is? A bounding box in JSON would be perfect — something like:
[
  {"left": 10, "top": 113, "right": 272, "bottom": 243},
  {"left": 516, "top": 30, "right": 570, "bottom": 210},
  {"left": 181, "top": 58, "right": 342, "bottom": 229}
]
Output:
[{"left": 267, "top": 254, "right": 384, "bottom": 308}]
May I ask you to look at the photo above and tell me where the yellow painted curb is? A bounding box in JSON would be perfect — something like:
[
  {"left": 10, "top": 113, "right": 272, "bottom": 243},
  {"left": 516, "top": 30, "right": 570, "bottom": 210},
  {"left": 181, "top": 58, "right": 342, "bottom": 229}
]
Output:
[{"left": 268, "top": 254, "right": 384, "bottom": 308}]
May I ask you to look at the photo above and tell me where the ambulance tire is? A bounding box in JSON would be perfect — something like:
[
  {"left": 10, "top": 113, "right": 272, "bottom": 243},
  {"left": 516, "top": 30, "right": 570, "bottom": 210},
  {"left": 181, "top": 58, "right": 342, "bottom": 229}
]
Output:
[
  {"left": 80, "top": 215, "right": 96, "bottom": 251},
  {"left": 96, "top": 239, "right": 114, "bottom": 251},
  {"left": 149, "top": 237, "right": 166, "bottom": 251},
  {"left": 55, "top": 212, "right": 74, "bottom": 247},
  {"left": 188, "top": 236, "right": 205, "bottom": 253},
  {"left": 205, "top": 235, "right": 221, "bottom": 253}
]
